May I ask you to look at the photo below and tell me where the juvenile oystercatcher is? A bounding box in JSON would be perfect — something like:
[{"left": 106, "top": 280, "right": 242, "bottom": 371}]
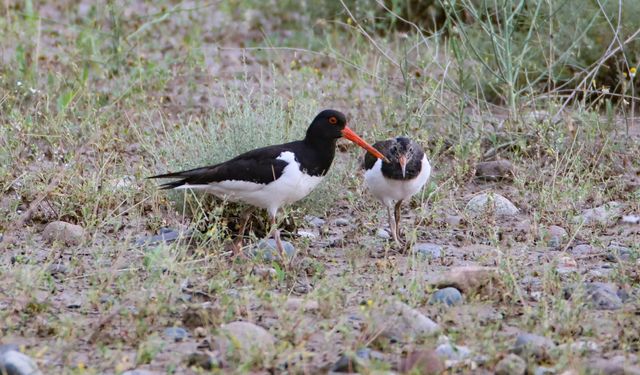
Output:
[
  {"left": 150, "top": 109, "right": 386, "bottom": 257},
  {"left": 363, "top": 137, "right": 431, "bottom": 245}
]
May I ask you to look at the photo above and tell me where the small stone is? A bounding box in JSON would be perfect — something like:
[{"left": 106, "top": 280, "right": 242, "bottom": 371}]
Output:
[
  {"left": 331, "top": 348, "right": 385, "bottom": 372},
  {"left": 297, "top": 230, "right": 317, "bottom": 239},
  {"left": 621, "top": 214, "right": 640, "bottom": 225},
  {"left": 585, "top": 282, "right": 623, "bottom": 310},
  {"left": 121, "top": 370, "right": 159, "bottom": 375},
  {"left": 533, "top": 366, "right": 555, "bottom": 375},
  {"left": 475, "top": 160, "right": 514, "bottom": 181},
  {"left": 333, "top": 218, "right": 350, "bottom": 226},
  {"left": 304, "top": 215, "right": 325, "bottom": 227},
  {"left": 376, "top": 228, "right": 391, "bottom": 239},
  {"left": 558, "top": 340, "right": 599, "bottom": 354},
  {"left": 495, "top": 354, "right": 526, "bottom": 375},
  {"left": 163, "top": 327, "right": 188, "bottom": 342},
  {"left": 556, "top": 256, "right": 578, "bottom": 275},
  {"left": 431, "top": 266, "right": 500, "bottom": 294},
  {"left": 185, "top": 352, "right": 220, "bottom": 370},
  {"left": 42, "top": 221, "right": 85, "bottom": 246},
  {"left": 444, "top": 215, "right": 463, "bottom": 227},
  {"left": 429, "top": 287, "right": 463, "bottom": 306},
  {"left": 540, "top": 225, "right": 567, "bottom": 247},
  {"left": 284, "top": 297, "right": 320, "bottom": 312},
  {"left": 605, "top": 244, "right": 632, "bottom": 262},
  {"left": 465, "top": 193, "right": 519, "bottom": 217},
  {"left": 135, "top": 228, "right": 186, "bottom": 246},
  {"left": 215, "top": 321, "right": 275, "bottom": 357},
  {"left": 248, "top": 239, "right": 296, "bottom": 262},
  {"left": 435, "top": 342, "right": 472, "bottom": 361},
  {"left": 110, "top": 175, "right": 135, "bottom": 190},
  {"left": 193, "top": 327, "right": 207, "bottom": 338},
  {"left": 252, "top": 266, "right": 277, "bottom": 278},
  {"left": 399, "top": 349, "right": 445, "bottom": 375},
  {"left": 369, "top": 301, "right": 440, "bottom": 343},
  {"left": 0, "top": 347, "right": 43, "bottom": 375},
  {"left": 46, "top": 263, "right": 68, "bottom": 277},
  {"left": 412, "top": 243, "right": 443, "bottom": 258},
  {"left": 569, "top": 244, "right": 595, "bottom": 257},
  {"left": 574, "top": 201, "right": 622, "bottom": 226},
  {"left": 512, "top": 333, "right": 556, "bottom": 360},
  {"left": 586, "top": 358, "right": 640, "bottom": 375}
]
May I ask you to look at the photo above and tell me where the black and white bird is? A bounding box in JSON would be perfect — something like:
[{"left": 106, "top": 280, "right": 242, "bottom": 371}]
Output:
[
  {"left": 150, "top": 109, "right": 386, "bottom": 256},
  {"left": 363, "top": 137, "right": 431, "bottom": 245}
]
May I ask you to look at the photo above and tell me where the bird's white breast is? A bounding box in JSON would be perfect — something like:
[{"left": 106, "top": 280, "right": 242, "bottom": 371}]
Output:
[{"left": 364, "top": 154, "right": 431, "bottom": 207}]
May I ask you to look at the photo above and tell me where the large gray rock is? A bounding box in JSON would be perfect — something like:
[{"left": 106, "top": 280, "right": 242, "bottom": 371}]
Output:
[
  {"left": 42, "top": 221, "right": 85, "bottom": 246},
  {"left": 0, "top": 347, "right": 43, "bottom": 375},
  {"left": 465, "top": 193, "right": 519, "bottom": 217}
]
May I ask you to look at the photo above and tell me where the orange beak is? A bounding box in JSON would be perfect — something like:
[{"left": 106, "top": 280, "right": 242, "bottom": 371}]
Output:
[
  {"left": 398, "top": 154, "right": 407, "bottom": 178},
  {"left": 341, "top": 126, "right": 389, "bottom": 162}
]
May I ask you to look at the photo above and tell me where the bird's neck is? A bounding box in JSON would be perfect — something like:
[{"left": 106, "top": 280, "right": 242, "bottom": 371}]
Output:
[{"left": 301, "top": 136, "right": 337, "bottom": 175}]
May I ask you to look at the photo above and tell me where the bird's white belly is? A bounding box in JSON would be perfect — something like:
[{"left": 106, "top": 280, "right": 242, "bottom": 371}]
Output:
[
  {"left": 176, "top": 151, "right": 324, "bottom": 217},
  {"left": 364, "top": 155, "right": 431, "bottom": 207}
]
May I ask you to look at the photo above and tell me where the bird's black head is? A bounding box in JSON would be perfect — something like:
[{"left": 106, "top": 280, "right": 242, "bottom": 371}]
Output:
[
  {"left": 306, "top": 109, "right": 348, "bottom": 140},
  {"left": 387, "top": 137, "right": 423, "bottom": 178},
  {"left": 305, "top": 109, "right": 388, "bottom": 161}
]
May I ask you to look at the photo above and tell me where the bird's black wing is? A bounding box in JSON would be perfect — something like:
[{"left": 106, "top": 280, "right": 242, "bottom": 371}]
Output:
[
  {"left": 149, "top": 142, "right": 299, "bottom": 189},
  {"left": 362, "top": 140, "right": 392, "bottom": 170}
]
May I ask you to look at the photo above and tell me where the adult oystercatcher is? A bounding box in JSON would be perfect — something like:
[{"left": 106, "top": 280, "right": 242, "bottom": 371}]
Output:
[
  {"left": 150, "top": 109, "right": 386, "bottom": 257},
  {"left": 363, "top": 136, "right": 431, "bottom": 245}
]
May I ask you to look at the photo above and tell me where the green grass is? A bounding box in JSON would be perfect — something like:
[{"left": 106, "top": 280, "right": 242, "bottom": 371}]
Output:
[{"left": 1, "top": 0, "right": 639, "bottom": 373}]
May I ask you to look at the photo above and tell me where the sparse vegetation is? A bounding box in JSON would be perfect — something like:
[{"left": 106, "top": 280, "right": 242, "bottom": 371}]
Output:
[{"left": 1, "top": 0, "right": 639, "bottom": 374}]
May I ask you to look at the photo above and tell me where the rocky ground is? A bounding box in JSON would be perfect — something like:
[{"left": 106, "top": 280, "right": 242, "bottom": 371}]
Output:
[{"left": 1, "top": 1, "right": 639, "bottom": 374}]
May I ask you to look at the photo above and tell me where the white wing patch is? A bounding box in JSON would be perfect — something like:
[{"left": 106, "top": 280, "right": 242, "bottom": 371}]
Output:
[{"left": 174, "top": 151, "right": 324, "bottom": 217}]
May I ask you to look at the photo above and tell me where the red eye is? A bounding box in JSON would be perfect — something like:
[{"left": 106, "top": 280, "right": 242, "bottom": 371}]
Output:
[{"left": 329, "top": 116, "right": 338, "bottom": 124}]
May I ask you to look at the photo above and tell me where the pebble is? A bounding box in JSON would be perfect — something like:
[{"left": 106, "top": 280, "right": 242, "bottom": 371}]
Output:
[
  {"left": 465, "top": 193, "right": 519, "bottom": 217},
  {"left": 444, "top": 214, "right": 463, "bottom": 227},
  {"left": 46, "top": 263, "right": 68, "bottom": 277},
  {"left": 331, "top": 348, "right": 385, "bottom": 372},
  {"left": 376, "top": 228, "right": 391, "bottom": 239},
  {"left": 399, "top": 349, "right": 445, "bottom": 374},
  {"left": 284, "top": 297, "right": 320, "bottom": 312},
  {"left": 569, "top": 244, "right": 595, "bottom": 257},
  {"left": 621, "top": 214, "right": 640, "bottom": 225},
  {"left": 163, "top": 327, "right": 188, "bottom": 342},
  {"left": 0, "top": 346, "right": 43, "bottom": 375},
  {"left": 435, "top": 342, "right": 473, "bottom": 361},
  {"left": 533, "top": 366, "right": 556, "bottom": 375},
  {"left": 42, "top": 221, "right": 85, "bottom": 246},
  {"left": 556, "top": 256, "right": 578, "bottom": 275},
  {"left": 512, "top": 333, "right": 556, "bottom": 360},
  {"left": 185, "top": 352, "right": 220, "bottom": 370},
  {"left": 333, "top": 218, "right": 350, "bottom": 226},
  {"left": 121, "top": 370, "right": 159, "bottom": 375},
  {"left": 412, "top": 243, "right": 443, "bottom": 258},
  {"left": 135, "top": 228, "right": 185, "bottom": 246},
  {"left": 297, "top": 230, "right": 317, "bottom": 239},
  {"left": 430, "top": 266, "right": 500, "bottom": 294},
  {"left": 475, "top": 160, "right": 514, "bottom": 181},
  {"left": 248, "top": 239, "right": 296, "bottom": 262},
  {"left": 369, "top": 301, "right": 440, "bottom": 343},
  {"left": 495, "top": 353, "right": 527, "bottom": 375},
  {"left": 585, "top": 282, "right": 623, "bottom": 310},
  {"left": 215, "top": 321, "right": 275, "bottom": 357},
  {"left": 541, "top": 225, "right": 567, "bottom": 247},
  {"left": 586, "top": 358, "right": 640, "bottom": 375},
  {"left": 429, "top": 287, "right": 463, "bottom": 306},
  {"left": 605, "top": 244, "right": 632, "bottom": 262},
  {"left": 304, "top": 215, "right": 325, "bottom": 227},
  {"left": 574, "top": 201, "right": 622, "bottom": 225}
]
